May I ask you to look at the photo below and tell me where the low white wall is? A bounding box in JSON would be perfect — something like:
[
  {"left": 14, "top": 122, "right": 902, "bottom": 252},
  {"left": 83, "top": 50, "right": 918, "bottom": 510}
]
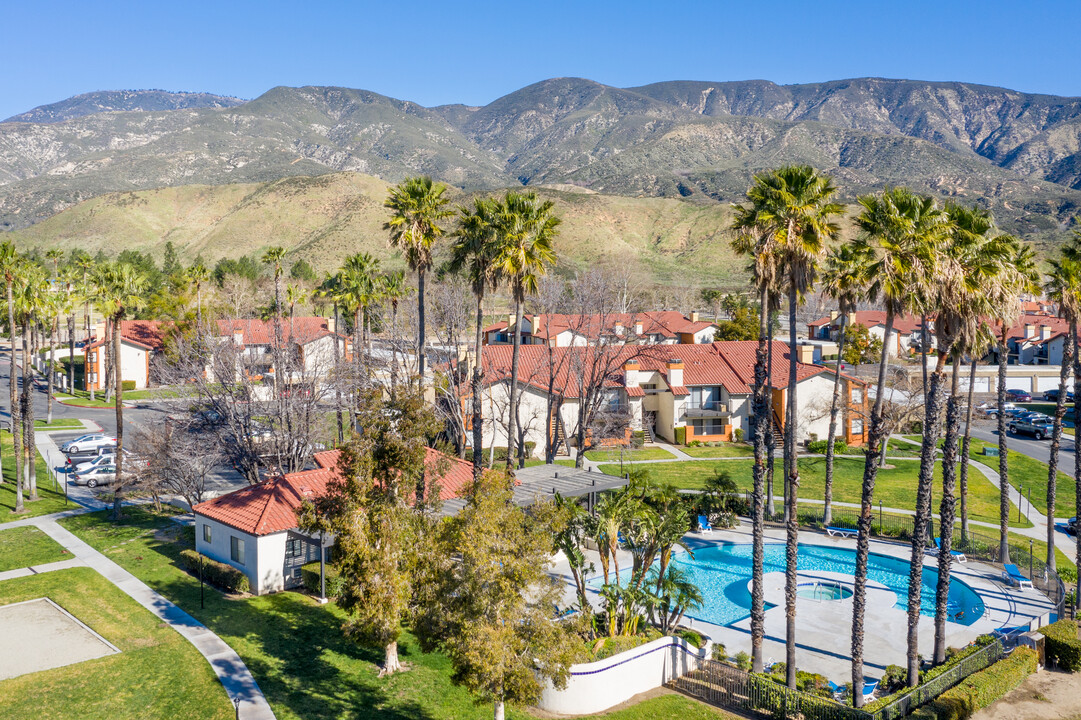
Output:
[{"left": 537, "top": 634, "right": 710, "bottom": 715}]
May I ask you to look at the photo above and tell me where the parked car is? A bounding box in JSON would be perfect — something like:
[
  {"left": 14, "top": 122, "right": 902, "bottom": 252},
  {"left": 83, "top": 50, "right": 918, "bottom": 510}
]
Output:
[
  {"left": 980, "top": 402, "right": 1017, "bottom": 419},
  {"left": 1009, "top": 416, "right": 1055, "bottom": 440},
  {"left": 71, "top": 464, "right": 118, "bottom": 488},
  {"left": 1044, "top": 388, "right": 1076, "bottom": 402},
  {"left": 69, "top": 449, "right": 138, "bottom": 475},
  {"left": 64, "top": 445, "right": 116, "bottom": 465},
  {"left": 60, "top": 434, "right": 116, "bottom": 454},
  {"left": 1004, "top": 389, "right": 1032, "bottom": 402}
]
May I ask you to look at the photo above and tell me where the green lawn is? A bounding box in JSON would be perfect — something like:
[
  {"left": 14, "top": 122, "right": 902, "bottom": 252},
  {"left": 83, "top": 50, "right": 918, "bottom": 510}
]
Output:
[
  {"left": 0, "top": 525, "right": 68, "bottom": 571},
  {"left": 56, "top": 390, "right": 119, "bottom": 408},
  {"left": 0, "top": 567, "right": 234, "bottom": 720},
  {"left": 597, "top": 457, "right": 1031, "bottom": 527},
  {"left": 584, "top": 447, "right": 676, "bottom": 462},
  {"left": 909, "top": 435, "right": 1075, "bottom": 520},
  {"left": 35, "top": 418, "right": 83, "bottom": 429},
  {"left": 59, "top": 507, "right": 732, "bottom": 720},
  {"left": 0, "top": 431, "right": 70, "bottom": 522},
  {"left": 682, "top": 443, "right": 755, "bottom": 459}
]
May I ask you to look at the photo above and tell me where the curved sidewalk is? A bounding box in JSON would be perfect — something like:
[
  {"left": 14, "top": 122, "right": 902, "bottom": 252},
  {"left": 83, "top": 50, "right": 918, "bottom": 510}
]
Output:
[{"left": 29, "top": 516, "right": 275, "bottom": 720}]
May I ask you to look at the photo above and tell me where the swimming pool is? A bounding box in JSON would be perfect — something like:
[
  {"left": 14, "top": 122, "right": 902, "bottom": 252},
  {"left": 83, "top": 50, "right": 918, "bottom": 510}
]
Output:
[{"left": 590, "top": 542, "right": 985, "bottom": 628}]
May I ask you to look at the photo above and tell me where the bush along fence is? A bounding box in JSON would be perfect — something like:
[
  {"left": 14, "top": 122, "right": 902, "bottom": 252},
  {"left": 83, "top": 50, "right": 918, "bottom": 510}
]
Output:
[
  {"left": 179, "top": 548, "right": 250, "bottom": 594},
  {"left": 1043, "top": 618, "right": 1081, "bottom": 671},
  {"left": 911, "top": 646, "right": 1037, "bottom": 720},
  {"left": 671, "top": 639, "right": 1008, "bottom": 720}
]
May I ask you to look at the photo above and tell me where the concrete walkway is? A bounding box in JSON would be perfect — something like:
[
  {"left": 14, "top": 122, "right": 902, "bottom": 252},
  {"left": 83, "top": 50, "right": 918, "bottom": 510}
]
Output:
[
  {"left": 0, "top": 556, "right": 84, "bottom": 582},
  {"left": 0, "top": 512, "right": 275, "bottom": 719}
]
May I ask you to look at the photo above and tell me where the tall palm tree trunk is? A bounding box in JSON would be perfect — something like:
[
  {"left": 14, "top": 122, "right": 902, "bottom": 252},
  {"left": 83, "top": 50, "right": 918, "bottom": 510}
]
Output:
[
  {"left": 766, "top": 336, "right": 776, "bottom": 518},
  {"left": 472, "top": 292, "right": 485, "bottom": 480},
  {"left": 907, "top": 355, "right": 949, "bottom": 685},
  {"left": 1073, "top": 321, "right": 1081, "bottom": 613},
  {"left": 851, "top": 311, "right": 895, "bottom": 707},
  {"left": 104, "top": 319, "right": 113, "bottom": 402},
  {"left": 750, "top": 284, "right": 770, "bottom": 672},
  {"left": 112, "top": 317, "right": 125, "bottom": 520},
  {"left": 47, "top": 319, "right": 56, "bottom": 423},
  {"left": 333, "top": 304, "right": 343, "bottom": 443},
  {"left": 8, "top": 281, "right": 21, "bottom": 504},
  {"left": 86, "top": 300, "right": 95, "bottom": 401},
  {"left": 933, "top": 354, "right": 963, "bottom": 663},
  {"left": 417, "top": 269, "right": 426, "bottom": 380},
  {"left": 67, "top": 312, "right": 75, "bottom": 393},
  {"left": 997, "top": 332, "right": 1011, "bottom": 563},
  {"left": 784, "top": 284, "right": 800, "bottom": 690},
  {"left": 1046, "top": 333, "right": 1073, "bottom": 572},
  {"left": 21, "top": 317, "right": 36, "bottom": 500},
  {"left": 823, "top": 313, "right": 848, "bottom": 525},
  {"left": 959, "top": 359, "right": 977, "bottom": 544},
  {"left": 506, "top": 298, "right": 523, "bottom": 471}
]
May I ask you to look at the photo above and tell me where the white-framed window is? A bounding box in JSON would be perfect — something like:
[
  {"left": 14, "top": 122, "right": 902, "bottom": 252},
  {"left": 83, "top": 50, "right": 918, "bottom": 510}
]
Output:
[
  {"left": 851, "top": 388, "right": 863, "bottom": 404},
  {"left": 286, "top": 538, "right": 304, "bottom": 558},
  {"left": 691, "top": 418, "right": 725, "bottom": 435},
  {"left": 230, "top": 536, "right": 246, "bottom": 565},
  {"left": 202, "top": 524, "right": 212, "bottom": 544},
  {"left": 851, "top": 419, "right": 864, "bottom": 435}
]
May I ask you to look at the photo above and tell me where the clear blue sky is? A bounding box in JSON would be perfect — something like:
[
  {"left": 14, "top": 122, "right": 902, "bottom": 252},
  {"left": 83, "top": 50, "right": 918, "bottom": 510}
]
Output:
[{"left": 4, "top": 0, "right": 1079, "bottom": 119}]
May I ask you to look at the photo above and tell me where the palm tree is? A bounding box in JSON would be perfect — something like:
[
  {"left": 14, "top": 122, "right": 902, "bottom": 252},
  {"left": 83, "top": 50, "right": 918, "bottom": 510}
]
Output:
[
  {"left": 75, "top": 255, "right": 95, "bottom": 399},
  {"left": 990, "top": 240, "right": 1040, "bottom": 564},
  {"left": 730, "top": 207, "right": 780, "bottom": 673},
  {"left": 743, "top": 165, "right": 842, "bottom": 690},
  {"left": 0, "top": 243, "right": 22, "bottom": 504},
  {"left": 384, "top": 176, "right": 452, "bottom": 381},
  {"left": 958, "top": 324, "right": 995, "bottom": 544},
  {"left": 188, "top": 262, "right": 210, "bottom": 323},
  {"left": 928, "top": 204, "right": 1014, "bottom": 665},
  {"left": 1044, "top": 254, "right": 1081, "bottom": 572},
  {"left": 315, "top": 272, "right": 346, "bottom": 443},
  {"left": 850, "top": 188, "right": 942, "bottom": 702},
  {"left": 492, "top": 191, "right": 559, "bottom": 470},
  {"left": 95, "top": 263, "right": 148, "bottom": 520},
  {"left": 59, "top": 266, "right": 79, "bottom": 394},
  {"left": 450, "top": 197, "right": 503, "bottom": 480},
  {"left": 819, "top": 242, "right": 870, "bottom": 525},
  {"left": 43, "top": 290, "right": 62, "bottom": 424},
  {"left": 337, "top": 253, "right": 382, "bottom": 390},
  {"left": 16, "top": 266, "right": 48, "bottom": 501}
]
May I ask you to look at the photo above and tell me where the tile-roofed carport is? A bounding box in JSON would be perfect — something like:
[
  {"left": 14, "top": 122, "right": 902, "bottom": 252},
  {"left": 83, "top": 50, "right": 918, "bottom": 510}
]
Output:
[{"left": 439, "top": 463, "right": 629, "bottom": 516}]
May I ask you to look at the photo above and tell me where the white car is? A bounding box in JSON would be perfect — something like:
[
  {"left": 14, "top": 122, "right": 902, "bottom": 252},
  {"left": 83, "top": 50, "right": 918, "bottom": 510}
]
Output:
[
  {"left": 979, "top": 402, "right": 1017, "bottom": 419},
  {"left": 71, "top": 450, "right": 135, "bottom": 475},
  {"left": 71, "top": 464, "right": 117, "bottom": 488},
  {"left": 61, "top": 434, "right": 117, "bottom": 454}
]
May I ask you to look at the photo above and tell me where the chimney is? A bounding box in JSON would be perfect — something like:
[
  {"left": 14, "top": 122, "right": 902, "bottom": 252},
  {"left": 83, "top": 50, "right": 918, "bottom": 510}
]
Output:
[
  {"left": 93, "top": 320, "right": 106, "bottom": 340},
  {"left": 830, "top": 310, "right": 839, "bottom": 321},
  {"left": 233, "top": 330, "right": 244, "bottom": 346},
  {"left": 1025, "top": 323, "right": 1035, "bottom": 338},
  {"left": 666, "top": 358, "right": 684, "bottom": 387},
  {"left": 634, "top": 321, "right": 643, "bottom": 336},
  {"left": 690, "top": 311, "right": 700, "bottom": 323},
  {"left": 508, "top": 313, "right": 516, "bottom": 331},
  {"left": 1040, "top": 325, "right": 1052, "bottom": 340},
  {"left": 798, "top": 344, "right": 815, "bottom": 364},
  {"left": 623, "top": 360, "right": 640, "bottom": 387},
  {"left": 326, "top": 316, "right": 336, "bottom": 333}
]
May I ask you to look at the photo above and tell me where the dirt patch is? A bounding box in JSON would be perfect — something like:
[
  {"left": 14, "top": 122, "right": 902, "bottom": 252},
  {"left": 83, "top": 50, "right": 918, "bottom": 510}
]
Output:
[{"left": 972, "top": 668, "right": 1081, "bottom": 720}]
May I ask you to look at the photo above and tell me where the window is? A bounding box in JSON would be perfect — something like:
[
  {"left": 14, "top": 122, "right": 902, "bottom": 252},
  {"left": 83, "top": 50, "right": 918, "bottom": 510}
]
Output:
[
  {"left": 690, "top": 386, "right": 720, "bottom": 409},
  {"left": 230, "top": 536, "right": 246, "bottom": 565},
  {"left": 202, "top": 524, "right": 212, "bottom": 544},
  {"left": 851, "top": 419, "right": 864, "bottom": 435},
  {"left": 691, "top": 418, "right": 725, "bottom": 435},
  {"left": 851, "top": 388, "right": 863, "bottom": 404},
  {"left": 286, "top": 538, "right": 303, "bottom": 558}
]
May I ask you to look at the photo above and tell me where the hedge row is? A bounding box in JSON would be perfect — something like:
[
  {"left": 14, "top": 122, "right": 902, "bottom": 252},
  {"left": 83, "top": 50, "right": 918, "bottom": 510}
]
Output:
[
  {"left": 301, "top": 560, "right": 344, "bottom": 598},
  {"left": 1044, "top": 618, "right": 1081, "bottom": 671},
  {"left": 179, "top": 549, "right": 250, "bottom": 594},
  {"left": 913, "top": 647, "right": 1037, "bottom": 720},
  {"left": 807, "top": 439, "right": 848, "bottom": 455}
]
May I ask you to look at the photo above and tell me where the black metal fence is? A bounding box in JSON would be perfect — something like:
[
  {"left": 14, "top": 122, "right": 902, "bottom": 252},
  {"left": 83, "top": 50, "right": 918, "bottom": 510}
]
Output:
[{"left": 672, "top": 640, "right": 1004, "bottom": 720}]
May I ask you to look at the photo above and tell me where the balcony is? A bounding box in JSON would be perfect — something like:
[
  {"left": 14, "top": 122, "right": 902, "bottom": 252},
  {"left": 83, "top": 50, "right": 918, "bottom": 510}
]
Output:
[{"left": 684, "top": 400, "right": 729, "bottom": 418}]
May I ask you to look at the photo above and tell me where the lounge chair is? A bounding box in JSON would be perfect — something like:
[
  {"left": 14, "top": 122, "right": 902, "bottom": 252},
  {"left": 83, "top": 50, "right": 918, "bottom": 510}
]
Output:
[
  {"left": 1002, "top": 563, "right": 1034, "bottom": 589},
  {"left": 827, "top": 680, "right": 846, "bottom": 700},
  {"left": 863, "top": 679, "right": 879, "bottom": 703},
  {"left": 697, "top": 515, "right": 714, "bottom": 533},
  {"left": 931, "top": 537, "right": 967, "bottom": 563},
  {"left": 826, "top": 526, "right": 858, "bottom": 538}
]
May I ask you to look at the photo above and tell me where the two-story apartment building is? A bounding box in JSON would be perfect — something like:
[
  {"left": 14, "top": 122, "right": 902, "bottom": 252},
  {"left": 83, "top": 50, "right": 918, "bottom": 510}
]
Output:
[
  {"left": 85, "top": 320, "right": 171, "bottom": 391},
  {"left": 988, "top": 315, "right": 1070, "bottom": 365},
  {"left": 471, "top": 340, "right": 869, "bottom": 458},
  {"left": 483, "top": 311, "right": 718, "bottom": 347},
  {"left": 807, "top": 311, "right": 930, "bottom": 358}
]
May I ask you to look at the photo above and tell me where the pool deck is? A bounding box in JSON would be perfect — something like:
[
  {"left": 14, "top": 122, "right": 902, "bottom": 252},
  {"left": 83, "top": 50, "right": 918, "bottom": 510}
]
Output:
[{"left": 550, "top": 524, "right": 1057, "bottom": 684}]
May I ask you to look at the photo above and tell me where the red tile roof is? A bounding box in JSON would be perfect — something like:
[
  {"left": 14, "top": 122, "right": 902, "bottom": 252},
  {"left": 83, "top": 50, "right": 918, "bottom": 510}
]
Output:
[
  {"left": 87, "top": 320, "right": 172, "bottom": 352},
  {"left": 192, "top": 447, "right": 474, "bottom": 536},
  {"left": 217, "top": 317, "right": 339, "bottom": 347},
  {"left": 479, "top": 340, "right": 842, "bottom": 398},
  {"left": 808, "top": 311, "right": 925, "bottom": 334}
]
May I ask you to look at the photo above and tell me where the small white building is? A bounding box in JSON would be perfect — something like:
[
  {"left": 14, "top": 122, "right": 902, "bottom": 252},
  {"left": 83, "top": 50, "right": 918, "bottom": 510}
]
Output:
[{"left": 192, "top": 448, "right": 475, "bottom": 595}]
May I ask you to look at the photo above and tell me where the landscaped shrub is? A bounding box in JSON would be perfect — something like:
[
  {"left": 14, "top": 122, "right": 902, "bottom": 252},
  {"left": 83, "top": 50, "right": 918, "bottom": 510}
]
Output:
[
  {"left": 676, "top": 628, "right": 703, "bottom": 648},
  {"left": 733, "top": 650, "right": 751, "bottom": 671},
  {"left": 486, "top": 442, "right": 538, "bottom": 462},
  {"left": 674, "top": 426, "right": 686, "bottom": 445},
  {"left": 866, "top": 637, "right": 997, "bottom": 712},
  {"left": 711, "top": 643, "right": 727, "bottom": 661},
  {"left": 1059, "top": 565, "right": 1078, "bottom": 584},
  {"left": 121, "top": 380, "right": 136, "bottom": 391},
  {"left": 301, "top": 560, "right": 344, "bottom": 599},
  {"left": 179, "top": 549, "right": 250, "bottom": 594},
  {"left": 733, "top": 428, "right": 744, "bottom": 442},
  {"left": 631, "top": 430, "right": 645, "bottom": 448},
  {"left": 1044, "top": 618, "right": 1081, "bottom": 671},
  {"left": 881, "top": 664, "right": 907, "bottom": 693},
  {"left": 807, "top": 439, "right": 848, "bottom": 455},
  {"left": 915, "top": 647, "right": 1037, "bottom": 720}
]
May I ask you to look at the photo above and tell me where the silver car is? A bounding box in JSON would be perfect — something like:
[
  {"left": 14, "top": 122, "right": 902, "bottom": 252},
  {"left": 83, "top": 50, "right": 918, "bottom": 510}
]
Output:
[
  {"left": 61, "top": 434, "right": 117, "bottom": 454},
  {"left": 71, "top": 464, "right": 117, "bottom": 488}
]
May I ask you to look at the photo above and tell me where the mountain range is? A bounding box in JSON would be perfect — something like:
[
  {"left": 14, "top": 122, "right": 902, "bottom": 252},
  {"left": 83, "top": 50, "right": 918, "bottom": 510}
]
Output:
[{"left": 1, "top": 77, "right": 1080, "bottom": 264}]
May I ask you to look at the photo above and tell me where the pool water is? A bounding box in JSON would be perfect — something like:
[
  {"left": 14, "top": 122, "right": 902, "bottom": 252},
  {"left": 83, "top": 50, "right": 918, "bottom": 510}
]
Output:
[
  {"left": 590, "top": 542, "right": 985, "bottom": 628},
  {"left": 796, "top": 582, "right": 852, "bottom": 601}
]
